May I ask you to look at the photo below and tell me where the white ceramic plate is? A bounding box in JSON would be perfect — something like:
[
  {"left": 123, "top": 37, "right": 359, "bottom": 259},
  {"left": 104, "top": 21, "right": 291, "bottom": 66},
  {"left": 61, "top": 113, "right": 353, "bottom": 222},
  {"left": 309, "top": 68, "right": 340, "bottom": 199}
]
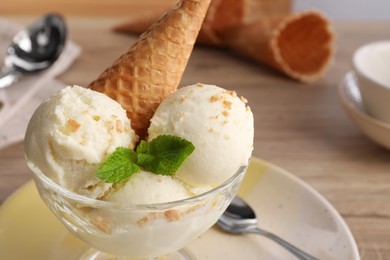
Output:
[
  {"left": 338, "top": 72, "right": 390, "bottom": 150},
  {"left": 0, "top": 157, "right": 360, "bottom": 260}
]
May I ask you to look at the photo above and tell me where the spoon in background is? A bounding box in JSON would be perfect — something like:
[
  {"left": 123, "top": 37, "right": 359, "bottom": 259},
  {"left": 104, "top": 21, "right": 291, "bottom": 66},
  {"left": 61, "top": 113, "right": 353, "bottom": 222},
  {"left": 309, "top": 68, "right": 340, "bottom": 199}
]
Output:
[
  {"left": 0, "top": 13, "right": 67, "bottom": 89},
  {"left": 217, "top": 196, "right": 319, "bottom": 260}
]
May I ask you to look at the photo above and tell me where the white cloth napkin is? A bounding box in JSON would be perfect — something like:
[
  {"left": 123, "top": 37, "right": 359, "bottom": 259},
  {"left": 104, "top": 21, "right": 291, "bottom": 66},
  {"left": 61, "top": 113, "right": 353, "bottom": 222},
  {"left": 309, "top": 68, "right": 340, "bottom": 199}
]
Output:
[{"left": 0, "top": 18, "right": 81, "bottom": 149}]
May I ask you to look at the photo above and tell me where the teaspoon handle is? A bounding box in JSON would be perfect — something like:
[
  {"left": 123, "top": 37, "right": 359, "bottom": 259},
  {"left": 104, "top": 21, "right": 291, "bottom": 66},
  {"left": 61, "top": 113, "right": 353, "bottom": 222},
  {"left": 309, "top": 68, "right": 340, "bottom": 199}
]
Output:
[
  {"left": 253, "top": 227, "right": 319, "bottom": 260},
  {"left": 0, "top": 68, "right": 21, "bottom": 89}
]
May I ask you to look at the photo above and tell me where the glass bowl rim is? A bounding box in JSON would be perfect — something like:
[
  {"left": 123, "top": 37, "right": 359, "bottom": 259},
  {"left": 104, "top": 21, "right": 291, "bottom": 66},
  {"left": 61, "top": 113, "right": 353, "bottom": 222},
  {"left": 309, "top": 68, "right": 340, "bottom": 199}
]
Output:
[{"left": 28, "top": 160, "right": 248, "bottom": 210}]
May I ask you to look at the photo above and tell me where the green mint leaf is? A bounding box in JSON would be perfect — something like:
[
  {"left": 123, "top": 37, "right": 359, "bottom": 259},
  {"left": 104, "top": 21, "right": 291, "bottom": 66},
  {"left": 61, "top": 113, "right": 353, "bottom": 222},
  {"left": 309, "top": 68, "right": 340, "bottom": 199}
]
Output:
[
  {"left": 136, "top": 135, "right": 195, "bottom": 175},
  {"left": 96, "top": 147, "right": 140, "bottom": 183},
  {"left": 136, "top": 140, "right": 149, "bottom": 154}
]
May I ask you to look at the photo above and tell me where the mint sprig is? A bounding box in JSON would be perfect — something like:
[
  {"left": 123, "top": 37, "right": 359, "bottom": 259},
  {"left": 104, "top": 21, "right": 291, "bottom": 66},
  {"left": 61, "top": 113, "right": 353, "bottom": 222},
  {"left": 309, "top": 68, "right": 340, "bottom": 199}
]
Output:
[
  {"left": 137, "top": 135, "right": 195, "bottom": 175},
  {"left": 96, "top": 147, "right": 140, "bottom": 183},
  {"left": 95, "top": 135, "right": 195, "bottom": 183}
]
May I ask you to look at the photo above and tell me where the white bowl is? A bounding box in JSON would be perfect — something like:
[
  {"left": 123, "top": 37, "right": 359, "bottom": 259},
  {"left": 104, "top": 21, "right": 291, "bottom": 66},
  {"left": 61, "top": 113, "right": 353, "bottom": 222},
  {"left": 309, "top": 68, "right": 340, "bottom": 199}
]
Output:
[
  {"left": 338, "top": 72, "right": 390, "bottom": 150},
  {"left": 353, "top": 40, "right": 390, "bottom": 124}
]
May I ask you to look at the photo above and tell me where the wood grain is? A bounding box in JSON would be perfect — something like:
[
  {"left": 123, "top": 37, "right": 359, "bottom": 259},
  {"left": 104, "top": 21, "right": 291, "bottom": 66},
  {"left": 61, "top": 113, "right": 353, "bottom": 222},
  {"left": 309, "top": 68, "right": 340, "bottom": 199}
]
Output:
[
  {"left": 0, "top": 0, "right": 176, "bottom": 16},
  {"left": 0, "top": 15, "right": 390, "bottom": 259}
]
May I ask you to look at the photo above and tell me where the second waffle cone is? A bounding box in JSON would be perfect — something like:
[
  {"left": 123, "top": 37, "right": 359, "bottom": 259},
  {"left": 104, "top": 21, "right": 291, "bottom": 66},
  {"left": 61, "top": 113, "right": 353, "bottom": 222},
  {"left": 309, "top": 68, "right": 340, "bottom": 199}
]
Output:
[{"left": 219, "top": 11, "right": 334, "bottom": 82}]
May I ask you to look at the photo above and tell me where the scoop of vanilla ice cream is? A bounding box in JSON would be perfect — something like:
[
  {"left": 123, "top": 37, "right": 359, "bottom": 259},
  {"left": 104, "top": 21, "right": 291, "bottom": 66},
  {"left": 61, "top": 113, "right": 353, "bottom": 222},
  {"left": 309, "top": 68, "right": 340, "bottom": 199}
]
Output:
[
  {"left": 24, "top": 85, "right": 138, "bottom": 198},
  {"left": 105, "top": 171, "right": 191, "bottom": 205},
  {"left": 148, "top": 83, "right": 253, "bottom": 187}
]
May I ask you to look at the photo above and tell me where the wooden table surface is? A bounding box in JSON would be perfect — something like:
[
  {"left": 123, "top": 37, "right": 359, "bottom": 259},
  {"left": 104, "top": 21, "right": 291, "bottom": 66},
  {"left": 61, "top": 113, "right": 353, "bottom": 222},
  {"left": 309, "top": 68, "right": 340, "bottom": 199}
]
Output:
[{"left": 1, "top": 14, "right": 390, "bottom": 259}]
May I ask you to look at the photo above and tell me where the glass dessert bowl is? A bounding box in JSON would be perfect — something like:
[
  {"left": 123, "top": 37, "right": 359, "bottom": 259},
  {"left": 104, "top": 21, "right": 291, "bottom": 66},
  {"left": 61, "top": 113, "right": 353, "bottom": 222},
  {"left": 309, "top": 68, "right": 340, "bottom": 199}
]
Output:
[{"left": 28, "top": 162, "right": 247, "bottom": 259}]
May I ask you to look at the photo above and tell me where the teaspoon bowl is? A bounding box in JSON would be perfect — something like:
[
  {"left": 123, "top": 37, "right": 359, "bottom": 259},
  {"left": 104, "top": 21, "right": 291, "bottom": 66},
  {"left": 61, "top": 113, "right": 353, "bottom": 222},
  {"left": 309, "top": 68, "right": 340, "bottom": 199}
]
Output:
[{"left": 0, "top": 13, "right": 67, "bottom": 89}]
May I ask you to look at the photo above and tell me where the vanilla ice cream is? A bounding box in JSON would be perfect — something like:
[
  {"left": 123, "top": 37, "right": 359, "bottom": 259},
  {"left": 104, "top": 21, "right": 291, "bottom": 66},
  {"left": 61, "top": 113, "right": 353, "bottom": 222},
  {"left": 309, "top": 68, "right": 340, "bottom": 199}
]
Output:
[
  {"left": 148, "top": 83, "right": 253, "bottom": 187},
  {"left": 25, "top": 83, "right": 252, "bottom": 259},
  {"left": 106, "top": 170, "right": 191, "bottom": 205},
  {"left": 24, "top": 85, "right": 138, "bottom": 198}
]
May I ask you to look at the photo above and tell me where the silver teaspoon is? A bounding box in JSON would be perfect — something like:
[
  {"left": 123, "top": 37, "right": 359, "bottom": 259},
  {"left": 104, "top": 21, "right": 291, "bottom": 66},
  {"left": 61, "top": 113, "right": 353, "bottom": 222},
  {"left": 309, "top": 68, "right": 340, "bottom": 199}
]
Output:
[
  {"left": 217, "top": 196, "right": 319, "bottom": 260},
  {"left": 0, "top": 13, "right": 67, "bottom": 89}
]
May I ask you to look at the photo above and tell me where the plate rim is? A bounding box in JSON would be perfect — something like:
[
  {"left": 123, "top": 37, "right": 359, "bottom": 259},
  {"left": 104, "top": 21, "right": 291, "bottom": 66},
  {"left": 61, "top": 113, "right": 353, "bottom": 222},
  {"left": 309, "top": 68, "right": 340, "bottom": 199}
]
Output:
[
  {"left": 338, "top": 71, "right": 390, "bottom": 130},
  {"left": 251, "top": 157, "right": 360, "bottom": 259}
]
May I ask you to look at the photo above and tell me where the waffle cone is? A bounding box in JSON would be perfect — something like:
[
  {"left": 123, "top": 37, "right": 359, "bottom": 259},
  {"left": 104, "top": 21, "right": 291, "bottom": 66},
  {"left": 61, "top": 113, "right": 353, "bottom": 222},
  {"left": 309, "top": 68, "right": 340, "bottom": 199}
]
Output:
[
  {"left": 244, "top": 0, "right": 291, "bottom": 22},
  {"left": 112, "top": 0, "right": 246, "bottom": 47},
  {"left": 219, "top": 11, "right": 334, "bottom": 82},
  {"left": 112, "top": 11, "right": 164, "bottom": 36},
  {"left": 89, "top": 0, "right": 211, "bottom": 139}
]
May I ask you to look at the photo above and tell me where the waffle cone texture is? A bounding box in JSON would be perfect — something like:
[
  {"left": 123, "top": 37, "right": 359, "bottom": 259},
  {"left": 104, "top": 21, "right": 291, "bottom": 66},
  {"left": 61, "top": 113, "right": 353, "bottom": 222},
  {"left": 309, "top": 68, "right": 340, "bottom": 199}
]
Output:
[
  {"left": 112, "top": 5, "right": 333, "bottom": 83},
  {"left": 89, "top": 0, "right": 211, "bottom": 139},
  {"left": 220, "top": 11, "right": 334, "bottom": 82},
  {"left": 112, "top": 0, "right": 246, "bottom": 47}
]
